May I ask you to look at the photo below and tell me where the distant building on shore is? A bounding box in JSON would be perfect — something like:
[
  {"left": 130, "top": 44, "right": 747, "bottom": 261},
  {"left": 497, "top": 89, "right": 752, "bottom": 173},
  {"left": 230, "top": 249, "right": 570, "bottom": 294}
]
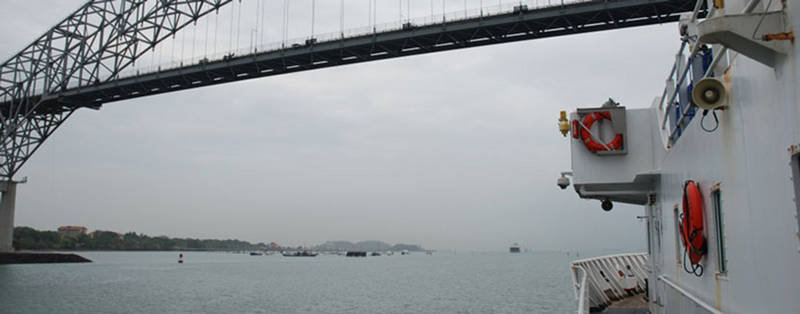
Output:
[{"left": 58, "top": 226, "right": 88, "bottom": 238}]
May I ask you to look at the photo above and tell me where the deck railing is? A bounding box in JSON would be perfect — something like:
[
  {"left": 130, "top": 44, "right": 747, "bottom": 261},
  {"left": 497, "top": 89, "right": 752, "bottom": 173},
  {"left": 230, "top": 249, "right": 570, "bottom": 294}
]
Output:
[
  {"left": 573, "top": 265, "right": 591, "bottom": 314},
  {"left": 657, "top": 0, "right": 712, "bottom": 148},
  {"left": 570, "top": 252, "right": 648, "bottom": 312},
  {"left": 659, "top": 0, "right": 764, "bottom": 148}
]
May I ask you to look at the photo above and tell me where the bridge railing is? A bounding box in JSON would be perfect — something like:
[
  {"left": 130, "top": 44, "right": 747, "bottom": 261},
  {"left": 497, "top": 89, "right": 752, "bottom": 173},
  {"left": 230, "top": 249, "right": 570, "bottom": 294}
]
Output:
[{"left": 118, "top": 0, "right": 595, "bottom": 80}]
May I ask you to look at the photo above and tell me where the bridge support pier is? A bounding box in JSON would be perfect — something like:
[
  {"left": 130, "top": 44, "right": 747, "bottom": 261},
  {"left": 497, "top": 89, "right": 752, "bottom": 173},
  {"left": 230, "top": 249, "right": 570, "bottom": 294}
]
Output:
[{"left": 0, "top": 181, "right": 18, "bottom": 252}]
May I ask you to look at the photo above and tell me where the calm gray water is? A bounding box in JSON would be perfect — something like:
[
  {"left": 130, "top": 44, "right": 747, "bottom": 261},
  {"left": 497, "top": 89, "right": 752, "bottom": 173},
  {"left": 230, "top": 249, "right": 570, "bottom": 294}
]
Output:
[{"left": 0, "top": 251, "right": 578, "bottom": 313}]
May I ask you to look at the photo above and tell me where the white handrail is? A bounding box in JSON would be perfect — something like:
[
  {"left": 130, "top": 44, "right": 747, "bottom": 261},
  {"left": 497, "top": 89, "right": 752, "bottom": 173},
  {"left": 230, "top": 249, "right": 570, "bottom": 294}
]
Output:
[
  {"left": 659, "top": 0, "right": 709, "bottom": 130},
  {"left": 660, "top": 42, "right": 701, "bottom": 130},
  {"left": 576, "top": 266, "right": 590, "bottom": 314},
  {"left": 658, "top": 275, "right": 723, "bottom": 314},
  {"left": 657, "top": 40, "right": 688, "bottom": 111}
]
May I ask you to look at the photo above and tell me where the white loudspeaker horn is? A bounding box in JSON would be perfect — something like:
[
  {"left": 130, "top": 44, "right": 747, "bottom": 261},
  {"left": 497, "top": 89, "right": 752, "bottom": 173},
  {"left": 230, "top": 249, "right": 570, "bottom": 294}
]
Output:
[{"left": 692, "top": 77, "right": 727, "bottom": 110}]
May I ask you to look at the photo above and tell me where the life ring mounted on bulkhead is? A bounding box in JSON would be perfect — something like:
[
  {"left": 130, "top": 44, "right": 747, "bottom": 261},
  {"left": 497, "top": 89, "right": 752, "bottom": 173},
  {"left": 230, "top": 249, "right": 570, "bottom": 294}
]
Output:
[
  {"left": 680, "top": 180, "right": 707, "bottom": 276},
  {"left": 578, "top": 111, "right": 624, "bottom": 153}
]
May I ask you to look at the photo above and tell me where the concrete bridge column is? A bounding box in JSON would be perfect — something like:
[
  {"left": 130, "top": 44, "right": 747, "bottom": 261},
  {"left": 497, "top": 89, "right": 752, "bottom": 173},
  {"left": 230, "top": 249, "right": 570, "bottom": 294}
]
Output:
[{"left": 0, "top": 181, "right": 17, "bottom": 252}]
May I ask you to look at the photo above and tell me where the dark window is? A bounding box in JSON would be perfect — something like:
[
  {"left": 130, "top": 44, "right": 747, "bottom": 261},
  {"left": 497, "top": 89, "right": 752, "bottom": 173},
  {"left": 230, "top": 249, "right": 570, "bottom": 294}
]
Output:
[
  {"left": 655, "top": 206, "right": 663, "bottom": 256},
  {"left": 711, "top": 183, "right": 726, "bottom": 274},
  {"left": 792, "top": 153, "right": 800, "bottom": 248},
  {"left": 646, "top": 220, "right": 652, "bottom": 255}
]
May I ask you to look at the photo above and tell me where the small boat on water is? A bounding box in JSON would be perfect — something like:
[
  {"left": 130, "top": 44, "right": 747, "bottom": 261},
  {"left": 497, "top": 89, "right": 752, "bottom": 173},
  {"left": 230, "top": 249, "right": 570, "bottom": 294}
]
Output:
[
  {"left": 249, "top": 252, "right": 263, "bottom": 256},
  {"left": 346, "top": 251, "right": 367, "bottom": 257},
  {"left": 370, "top": 252, "right": 381, "bottom": 256},
  {"left": 400, "top": 250, "right": 410, "bottom": 255},
  {"left": 509, "top": 243, "right": 521, "bottom": 253},
  {"left": 282, "top": 250, "right": 318, "bottom": 257}
]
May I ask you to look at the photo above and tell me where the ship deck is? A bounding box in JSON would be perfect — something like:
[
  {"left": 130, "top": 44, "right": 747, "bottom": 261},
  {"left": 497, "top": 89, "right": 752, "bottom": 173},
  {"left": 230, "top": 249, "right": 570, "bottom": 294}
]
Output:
[{"left": 602, "top": 294, "right": 649, "bottom": 314}]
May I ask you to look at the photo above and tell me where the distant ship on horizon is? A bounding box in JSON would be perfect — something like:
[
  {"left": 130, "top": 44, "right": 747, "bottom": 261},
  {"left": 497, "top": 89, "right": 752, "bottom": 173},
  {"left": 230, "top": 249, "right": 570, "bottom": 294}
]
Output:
[{"left": 509, "top": 243, "right": 521, "bottom": 253}]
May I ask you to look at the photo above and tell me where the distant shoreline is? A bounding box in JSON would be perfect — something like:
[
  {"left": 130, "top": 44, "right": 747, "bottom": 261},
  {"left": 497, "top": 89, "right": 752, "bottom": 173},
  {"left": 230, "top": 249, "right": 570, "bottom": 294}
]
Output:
[
  {"left": 14, "top": 248, "right": 426, "bottom": 252},
  {"left": 12, "top": 226, "right": 424, "bottom": 252}
]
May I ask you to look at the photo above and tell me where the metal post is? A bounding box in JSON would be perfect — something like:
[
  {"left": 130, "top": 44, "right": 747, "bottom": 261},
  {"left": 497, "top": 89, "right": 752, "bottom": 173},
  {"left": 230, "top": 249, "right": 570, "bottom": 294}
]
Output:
[{"left": 0, "top": 181, "right": 18, "bottom": 252}]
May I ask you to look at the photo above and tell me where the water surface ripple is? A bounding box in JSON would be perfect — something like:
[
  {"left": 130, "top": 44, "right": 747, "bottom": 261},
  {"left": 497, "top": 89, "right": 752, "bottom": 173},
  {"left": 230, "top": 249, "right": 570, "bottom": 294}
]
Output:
[{"left": 0, "top": 251, "right": 575, "bottom": 313}]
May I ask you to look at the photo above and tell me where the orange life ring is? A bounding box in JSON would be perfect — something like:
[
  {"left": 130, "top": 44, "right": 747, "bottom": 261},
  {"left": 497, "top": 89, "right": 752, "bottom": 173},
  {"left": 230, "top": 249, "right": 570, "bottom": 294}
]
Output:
[
  {"left": 579, "top": 112, "right": 623, "bottom": 152},
  {"left": 681, "top": 180, "right": 707, "bottom": 266}
]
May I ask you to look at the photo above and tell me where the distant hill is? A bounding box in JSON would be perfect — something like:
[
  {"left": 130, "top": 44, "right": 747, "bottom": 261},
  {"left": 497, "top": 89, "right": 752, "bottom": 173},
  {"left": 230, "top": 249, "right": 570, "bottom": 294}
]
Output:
[
  {"left": 314, "top": 241, "right": 422, "bottom": 252},
  {"left": 13, "top": 226, "right": 425, "bottom": 252},
  {"left": 12, "top": 226, "right": 264, "bottom": 251}
]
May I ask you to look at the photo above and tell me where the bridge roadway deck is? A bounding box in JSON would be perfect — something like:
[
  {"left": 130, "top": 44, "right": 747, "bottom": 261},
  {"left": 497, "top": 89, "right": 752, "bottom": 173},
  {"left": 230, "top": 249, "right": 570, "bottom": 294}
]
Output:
[{"left": 22, "top": 0, "right": 699, "bottom": 114}]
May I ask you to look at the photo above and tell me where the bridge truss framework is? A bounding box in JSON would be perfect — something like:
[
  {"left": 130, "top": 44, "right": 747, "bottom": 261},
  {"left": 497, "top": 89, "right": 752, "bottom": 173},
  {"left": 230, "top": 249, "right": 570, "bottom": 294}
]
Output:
[
  {"left": 0, "top": 0, "right": 700, "bottom": 181},
  {"left": 0, "top": 0, "right": 232, "bottom": 180}
]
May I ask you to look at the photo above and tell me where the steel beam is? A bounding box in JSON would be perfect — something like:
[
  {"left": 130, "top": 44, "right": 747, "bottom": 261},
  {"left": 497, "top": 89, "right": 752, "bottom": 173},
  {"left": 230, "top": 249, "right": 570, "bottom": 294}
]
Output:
[{"left": 53, "top": 0, "right": 699, "bottom": 108}]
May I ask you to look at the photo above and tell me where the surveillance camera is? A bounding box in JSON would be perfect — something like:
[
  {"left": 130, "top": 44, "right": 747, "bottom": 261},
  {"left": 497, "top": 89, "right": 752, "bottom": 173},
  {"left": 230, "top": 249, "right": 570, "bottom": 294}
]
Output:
[
  {"left": 601, "top": 199, "right": 613, "bottom": 211},
  {"left": 557, "top": 176, "right": 570, "bottom": 190}
]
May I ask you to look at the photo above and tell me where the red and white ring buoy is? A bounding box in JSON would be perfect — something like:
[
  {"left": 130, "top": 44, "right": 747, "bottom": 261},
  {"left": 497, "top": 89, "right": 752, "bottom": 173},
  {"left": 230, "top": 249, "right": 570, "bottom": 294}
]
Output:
[{"left": 579, "top": 111, "right": 623, "bottom": 153}]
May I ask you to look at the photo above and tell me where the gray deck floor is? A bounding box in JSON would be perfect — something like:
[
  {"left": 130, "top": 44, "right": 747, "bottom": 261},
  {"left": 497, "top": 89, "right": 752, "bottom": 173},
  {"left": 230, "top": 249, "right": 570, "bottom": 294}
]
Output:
[{"left": 603, "top": 294, "right": 649, "bottom": 314}]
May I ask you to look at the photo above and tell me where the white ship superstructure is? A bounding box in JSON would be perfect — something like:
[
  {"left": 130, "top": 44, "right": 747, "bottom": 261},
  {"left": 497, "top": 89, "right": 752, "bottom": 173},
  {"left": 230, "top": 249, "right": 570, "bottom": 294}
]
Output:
[{"left": 560, "top": 0, "right": 799, "bottom": 313}]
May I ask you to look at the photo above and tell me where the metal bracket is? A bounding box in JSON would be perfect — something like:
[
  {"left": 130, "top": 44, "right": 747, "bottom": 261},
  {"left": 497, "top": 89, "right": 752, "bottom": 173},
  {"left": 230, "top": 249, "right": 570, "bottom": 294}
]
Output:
[{"left": 697, "top": 11, "right": 791, "bottom": 68}]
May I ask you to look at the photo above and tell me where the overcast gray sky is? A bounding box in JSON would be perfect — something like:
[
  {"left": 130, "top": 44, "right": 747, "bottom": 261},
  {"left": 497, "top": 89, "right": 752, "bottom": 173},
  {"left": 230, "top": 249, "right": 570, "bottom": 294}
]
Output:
[{"left": 0, "top": 0, "right": 680, "bottom": 252}]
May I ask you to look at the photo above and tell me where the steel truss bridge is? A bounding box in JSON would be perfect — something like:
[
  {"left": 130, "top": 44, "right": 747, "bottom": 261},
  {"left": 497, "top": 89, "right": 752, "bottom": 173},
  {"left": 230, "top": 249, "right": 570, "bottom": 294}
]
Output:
[{"left": 0, "top": 0, "right": 701, "bottom": 180}]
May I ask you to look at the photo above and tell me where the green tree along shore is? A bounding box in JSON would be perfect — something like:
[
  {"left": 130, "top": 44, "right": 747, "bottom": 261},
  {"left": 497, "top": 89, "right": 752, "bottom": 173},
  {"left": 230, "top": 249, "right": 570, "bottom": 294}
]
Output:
[{"left": 12, "top": 227, "right": 264, "bottom": 251}]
